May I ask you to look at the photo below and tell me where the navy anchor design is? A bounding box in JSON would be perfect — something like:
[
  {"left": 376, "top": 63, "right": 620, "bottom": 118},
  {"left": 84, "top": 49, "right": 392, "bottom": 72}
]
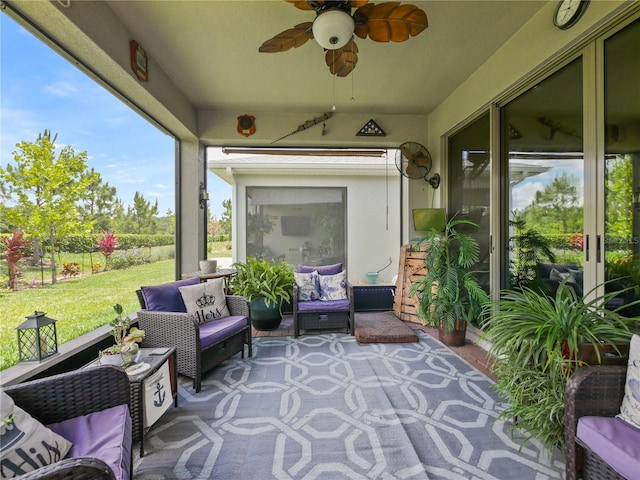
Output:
[{"left": 153, "top": 381, "right": 166, "bottom": 407}]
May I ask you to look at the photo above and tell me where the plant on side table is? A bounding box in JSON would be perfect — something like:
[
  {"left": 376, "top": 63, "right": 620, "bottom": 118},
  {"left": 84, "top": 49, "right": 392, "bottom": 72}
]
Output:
[
  {"left": 230, "top": 257, "right": 295, "bottom": 331},
  {"left": 99, "top": 303, "right": 145, "bottom": 366},
  {"left": 481, "top": 280, "right": 637, "bottom": 452},
  {"left": 410, "top": 216, "right": 489, "bottom": 347}
]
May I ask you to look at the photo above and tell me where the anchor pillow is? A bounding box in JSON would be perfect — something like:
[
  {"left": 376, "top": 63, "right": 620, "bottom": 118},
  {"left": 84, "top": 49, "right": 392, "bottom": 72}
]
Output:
[{"left": 0, "top": 389, "right": 72, "bottom": 478}]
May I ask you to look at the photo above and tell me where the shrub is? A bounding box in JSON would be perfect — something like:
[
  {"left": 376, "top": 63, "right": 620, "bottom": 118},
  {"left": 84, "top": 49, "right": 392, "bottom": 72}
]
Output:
[{"left": 61, "top": 261, "right": 81, "bottom": 278}]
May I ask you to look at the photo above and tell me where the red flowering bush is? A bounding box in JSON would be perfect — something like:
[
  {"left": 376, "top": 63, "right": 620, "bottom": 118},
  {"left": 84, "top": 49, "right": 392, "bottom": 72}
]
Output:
[{"left": 98, "top": 230, "right": 118, "bottom": 269}]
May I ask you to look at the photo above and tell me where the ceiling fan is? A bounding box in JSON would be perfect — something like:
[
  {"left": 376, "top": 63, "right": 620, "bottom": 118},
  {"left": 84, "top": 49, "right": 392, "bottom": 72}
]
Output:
[
  {"left": 395, "top": 141, "right": 440, "bottom": 188},
  {"left": 259, "top": 0, "right": 428, "bottom": 77}
]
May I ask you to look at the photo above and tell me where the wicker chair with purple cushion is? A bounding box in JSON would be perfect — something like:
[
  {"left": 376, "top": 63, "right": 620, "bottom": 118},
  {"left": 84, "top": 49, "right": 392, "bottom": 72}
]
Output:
[
  {"left": 293, "top": 263, "right": 354, "bottom": 338},
  {"left": 135, "top": 277, "right": 252, "bottom": 393},
  {"left": 3, "top": 365, "right": 132, "bottom": 480},
  {"left": 565, "top": 365, "right": 632, "bottom": 480}
]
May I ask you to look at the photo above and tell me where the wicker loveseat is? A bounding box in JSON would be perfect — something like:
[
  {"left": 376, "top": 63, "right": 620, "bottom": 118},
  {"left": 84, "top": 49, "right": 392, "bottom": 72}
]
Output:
[
  {"left": 136, "top": 277, "right": 252, "bottom": 393},
  {"left": 292, "top": 263, "right": 354, "bottom": 338},
  {"left": 565, "top": 365, "right": 639, "bottom": 480},
  {"left": 3, "top": 365, "right": 132, "bottom": 480}
]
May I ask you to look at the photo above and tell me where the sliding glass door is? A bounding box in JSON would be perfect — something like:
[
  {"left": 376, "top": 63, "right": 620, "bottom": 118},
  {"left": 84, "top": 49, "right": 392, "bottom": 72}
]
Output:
[{"left": 602, "top": 18, "right": 640, "bottom": 316}]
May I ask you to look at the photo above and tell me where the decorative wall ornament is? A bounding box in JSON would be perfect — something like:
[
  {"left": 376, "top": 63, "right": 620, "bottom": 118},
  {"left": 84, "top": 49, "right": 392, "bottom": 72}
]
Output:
[
  {"left": 130, "top": 40, "right": 148, "bottom": 82},
  {"left": 237, "top": 115, "right": 256, "bottom": 137},
  {"left": 356, "top": 119, "right": 386, "bottom": 137}
]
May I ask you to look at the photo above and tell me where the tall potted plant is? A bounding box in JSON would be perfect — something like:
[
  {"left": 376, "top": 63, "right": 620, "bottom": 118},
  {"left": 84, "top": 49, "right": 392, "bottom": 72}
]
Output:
[
  {"left": 481, "top": 280, "right": 636, "bottom": 451},
  {"left": 410, "top": 217, "right": 488, "bottom": 346},
  {"left": 230, "top": 257, "right": 295, "bottom": 331}
]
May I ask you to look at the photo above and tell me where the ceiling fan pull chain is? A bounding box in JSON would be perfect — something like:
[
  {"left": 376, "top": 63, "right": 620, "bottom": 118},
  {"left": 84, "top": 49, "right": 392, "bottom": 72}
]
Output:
[{"left": 332, "top": 49, "right": 337, "bottom": 111}]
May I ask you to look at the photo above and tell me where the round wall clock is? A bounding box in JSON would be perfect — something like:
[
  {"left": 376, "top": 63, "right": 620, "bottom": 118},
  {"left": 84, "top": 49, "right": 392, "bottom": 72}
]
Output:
[{"left": 553, "top": 0, "right": 590, "bottom": 30}]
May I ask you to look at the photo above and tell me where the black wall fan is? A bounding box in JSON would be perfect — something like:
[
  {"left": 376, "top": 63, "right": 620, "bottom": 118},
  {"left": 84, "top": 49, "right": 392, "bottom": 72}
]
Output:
[{"left": 395, "top": 141, "right": 440, "bottom": 188}]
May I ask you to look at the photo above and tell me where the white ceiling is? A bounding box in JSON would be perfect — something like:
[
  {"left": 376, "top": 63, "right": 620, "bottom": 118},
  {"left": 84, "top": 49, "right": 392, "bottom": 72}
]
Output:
[{"left": 106, "top": 1, "right": 546, "bottom": 116}]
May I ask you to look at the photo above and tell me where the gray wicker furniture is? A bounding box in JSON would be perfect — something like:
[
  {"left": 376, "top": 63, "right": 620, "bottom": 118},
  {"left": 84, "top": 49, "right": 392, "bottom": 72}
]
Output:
[
  {"left": 136, "top": 290, "right": 252, "bottom": 393},
  {"left": 565, "top": 365, "right": 627, "bottom": 480},
  {"left": 3, "top": 365, "right": 132, "bottom": 480}
]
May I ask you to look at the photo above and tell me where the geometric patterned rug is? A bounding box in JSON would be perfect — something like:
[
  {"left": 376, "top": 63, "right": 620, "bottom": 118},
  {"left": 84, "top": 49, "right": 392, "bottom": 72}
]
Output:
[{"left": 133, "top": 332, "right": 565, "bottom": 479}]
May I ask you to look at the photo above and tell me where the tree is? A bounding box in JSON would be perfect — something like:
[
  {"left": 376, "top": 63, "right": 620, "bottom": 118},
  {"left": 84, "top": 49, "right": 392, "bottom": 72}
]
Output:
[
  {"left": 606, "top": 155, "right": 633, "bottom": 244},
  {"left": 220, "top": 198, "right": 232, "bottom": 237},
  {"left": 129, "top": 191, "right": 159, "bottom": 234},
  {"left": 0, "top": 131, "right": 92, "bottom": 284},
  {"left": 78, "top": 168, "right": 118, "bottom": 232},
  {"left": 523, "top": 172, "right": 582, "bottom": 235}
]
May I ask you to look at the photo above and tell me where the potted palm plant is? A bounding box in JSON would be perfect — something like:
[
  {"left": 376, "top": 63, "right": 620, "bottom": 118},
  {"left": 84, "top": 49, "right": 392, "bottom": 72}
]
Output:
[
  {"left": 230, "top": 257, "right": 295, "bottom": 331},
  {"left": 410, "top": 216, "right": 488, "bottom": 346},
  {"left": 481, "top": 280, "right": 636, "bottom": 451}
]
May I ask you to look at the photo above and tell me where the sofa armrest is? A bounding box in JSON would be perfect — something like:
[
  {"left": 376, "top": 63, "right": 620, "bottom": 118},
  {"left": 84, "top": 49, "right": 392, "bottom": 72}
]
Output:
[
  {"left": 137, "top": 310, "right": 199, "bottom": 348},
  {"left": 12, "top": 457, "right": 116, "bottom": 480},
  {"left": 226, "top": 295, "right": 249, "bottom": 317},
  {"left": 4, "top": 365, "right": 130, "bottom": 426},
  {"left": 564, "top": 365, "right": 627, "bottom": 480}
]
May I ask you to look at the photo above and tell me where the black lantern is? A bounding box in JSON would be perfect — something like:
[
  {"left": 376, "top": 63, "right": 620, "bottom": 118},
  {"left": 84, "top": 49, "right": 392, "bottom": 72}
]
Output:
[{"left": 17, "top": 311, "right": 58, "bottom": 362}]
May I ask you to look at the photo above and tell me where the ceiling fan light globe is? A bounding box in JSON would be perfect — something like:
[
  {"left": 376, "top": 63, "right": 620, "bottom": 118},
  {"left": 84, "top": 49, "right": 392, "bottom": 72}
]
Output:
[{"left": 312, "top": 10, "right": 355, "bottom": 50}]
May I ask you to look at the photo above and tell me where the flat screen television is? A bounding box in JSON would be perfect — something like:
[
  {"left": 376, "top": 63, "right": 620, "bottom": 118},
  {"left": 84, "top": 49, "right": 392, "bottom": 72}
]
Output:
[{"left": 281, "top": 216, "right": 311, "bottom": 236}]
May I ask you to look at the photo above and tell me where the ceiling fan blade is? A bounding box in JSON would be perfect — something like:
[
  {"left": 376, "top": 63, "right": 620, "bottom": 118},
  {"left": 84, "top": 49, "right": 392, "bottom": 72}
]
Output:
[
  {"left": 285, "top": 0, "right": 316, "bottom": 10},
  {"left": 259, "top": 22, "right": 313, "bottom": 53},
  {"left": 325, "top": 39, "right": 359, "bottom": 77},
  {"left": 350, "top": 0, "right": 370, "bottom": 7},
  {"left": 355, "top": 2, "right": 428, "bottom": 42}
]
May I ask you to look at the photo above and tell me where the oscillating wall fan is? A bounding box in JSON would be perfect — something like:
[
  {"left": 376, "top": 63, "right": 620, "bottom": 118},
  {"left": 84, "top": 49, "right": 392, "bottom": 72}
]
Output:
[{"left": 395, "top": 141, "right": 440, "bottom": 188}]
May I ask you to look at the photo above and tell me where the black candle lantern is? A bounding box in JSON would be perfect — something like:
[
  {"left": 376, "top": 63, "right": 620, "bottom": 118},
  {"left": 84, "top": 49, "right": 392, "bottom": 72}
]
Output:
[{"left": 17, "top": 311, "right": 58, "bottom": 362}]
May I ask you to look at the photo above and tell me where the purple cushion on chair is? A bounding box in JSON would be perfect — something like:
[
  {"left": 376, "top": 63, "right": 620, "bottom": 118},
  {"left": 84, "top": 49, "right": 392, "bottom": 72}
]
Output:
[
  {"left": 199, "top": 315, "right": 248, "bottom": 348},
  {"left": 298, "top": 263, "right": 343, "bottom": 275},
  {"left": 141, "top": 276, "right": 200, "bottom": 312},
  {"left": 48, "top": 404, "right": 132, "bottom": 480},
  {"left": 297, "top": 299, "right": 350, "bottom": 312},
  {"left": 577, "top": 415, "right": 640, "bottom": 480}
]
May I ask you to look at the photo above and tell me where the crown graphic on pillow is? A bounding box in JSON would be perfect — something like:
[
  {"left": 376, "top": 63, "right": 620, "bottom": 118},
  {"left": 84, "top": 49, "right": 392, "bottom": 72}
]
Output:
[{"left": 196, "top": 294, "right": 216, "bottom": 308}]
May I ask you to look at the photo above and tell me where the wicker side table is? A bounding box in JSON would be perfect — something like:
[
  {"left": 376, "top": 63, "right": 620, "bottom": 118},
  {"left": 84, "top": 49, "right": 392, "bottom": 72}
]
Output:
[
  {"left": 86, "top": 347, "right": 178, "bottom": 457},
  {"left": 128, "top": 347, "right": 178, "bottom": 457}
]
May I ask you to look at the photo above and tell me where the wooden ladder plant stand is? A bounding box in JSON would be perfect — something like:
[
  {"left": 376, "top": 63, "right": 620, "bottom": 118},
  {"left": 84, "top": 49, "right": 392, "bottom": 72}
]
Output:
[{"left": 393, "top": 244, "right": 428, "bottom": 324}]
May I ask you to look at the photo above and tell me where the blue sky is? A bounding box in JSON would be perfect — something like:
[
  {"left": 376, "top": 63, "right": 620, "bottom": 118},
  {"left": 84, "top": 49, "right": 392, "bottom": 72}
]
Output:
[{"left": 1, "top": 15, "right": 230, "bottom": 219}]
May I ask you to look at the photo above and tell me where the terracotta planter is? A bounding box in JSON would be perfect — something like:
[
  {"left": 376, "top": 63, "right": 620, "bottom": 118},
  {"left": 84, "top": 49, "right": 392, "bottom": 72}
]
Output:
[
  {"left": 578, "top": 343, "right": 629, "bottom": 366},
  {"left": 438, "top": 319, "right": 467, "bottom": 347}
]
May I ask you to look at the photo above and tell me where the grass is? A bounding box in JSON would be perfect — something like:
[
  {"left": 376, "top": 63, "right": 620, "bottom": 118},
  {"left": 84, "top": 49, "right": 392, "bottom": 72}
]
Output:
[{"left": 0, "top": 260, "right": 174, "bottom": 371}]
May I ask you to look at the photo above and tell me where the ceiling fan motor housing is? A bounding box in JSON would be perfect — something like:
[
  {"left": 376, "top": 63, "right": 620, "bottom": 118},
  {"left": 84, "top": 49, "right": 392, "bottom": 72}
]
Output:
[{"left": 312, "top": 8, "right": 355, "bottom": 50}]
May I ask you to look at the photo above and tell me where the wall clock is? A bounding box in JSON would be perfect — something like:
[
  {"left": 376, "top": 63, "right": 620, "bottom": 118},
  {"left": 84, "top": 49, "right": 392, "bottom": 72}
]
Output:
[
  {"left": 553, "top": 0, "right": 589, "bottom": 30},
  {"left": 130, "top": 40, "right": 148, "bottom": 82}
]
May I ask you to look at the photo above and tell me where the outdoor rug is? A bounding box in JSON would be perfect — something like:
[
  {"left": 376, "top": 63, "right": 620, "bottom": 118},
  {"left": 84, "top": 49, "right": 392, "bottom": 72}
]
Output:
[
  {"left": 354, "top": 311, "right": 419, "bottom": 343},
  {"left": 133, "top": 332, "right": 565, "bottom": 480}
]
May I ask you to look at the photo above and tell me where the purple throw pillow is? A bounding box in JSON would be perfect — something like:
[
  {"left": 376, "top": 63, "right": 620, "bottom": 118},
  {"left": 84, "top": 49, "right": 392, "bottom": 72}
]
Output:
[
  {"left": 298, "top": 263, "right": 343, "bottom": 275},
  {"left": 140, "top": 276, "right": 200, "bottom": 312}
]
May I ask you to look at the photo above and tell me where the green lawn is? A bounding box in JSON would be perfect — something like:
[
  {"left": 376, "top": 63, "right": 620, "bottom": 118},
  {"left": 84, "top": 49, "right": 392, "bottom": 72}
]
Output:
[{"left": 0, "top": 260, "right": 174, "bottom": 371}]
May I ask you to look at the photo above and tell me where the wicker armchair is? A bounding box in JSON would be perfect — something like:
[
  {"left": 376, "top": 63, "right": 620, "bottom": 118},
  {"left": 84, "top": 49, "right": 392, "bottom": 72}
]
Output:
[
  {"left": 136, "top": 292, "right": 252, "bottom": 393},
  {"left": 3, "top": 365, "right": 131, "bottom": 480},
  {"left": 565, "top": 365, "right": 627, "bottom": 480}
]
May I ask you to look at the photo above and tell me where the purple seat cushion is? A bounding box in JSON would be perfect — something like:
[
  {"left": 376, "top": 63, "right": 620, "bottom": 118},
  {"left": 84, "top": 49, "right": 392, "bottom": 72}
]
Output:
[
  {"left": 48, "top": 404, "right": 132, "bottom": 480},
  {"left": 141, "top": 276, "right": 200, "bottom": 312},
  {"left": 298, "top": 263, "right": 343, "bottom": 275},
  {"left": 199, "top": 315, "right": 248, "bottom": 349},
  {"left": 297, "top": 299, "right": 350, "bottom": 312},
  {"left": 577, "top": 416, "right": 640, "bottom": 480}
]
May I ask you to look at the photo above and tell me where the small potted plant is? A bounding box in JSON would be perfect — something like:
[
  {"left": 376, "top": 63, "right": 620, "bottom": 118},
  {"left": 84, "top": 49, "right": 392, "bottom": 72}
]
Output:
[
  {"left": 100, "top": 303, "right": 145, "bottom": 366},
  {"left": 409, "top": 216, "right": 488, "bottom": 346},
  {"left": 230, "top": 257, "right": 295, "bottom": 331}
]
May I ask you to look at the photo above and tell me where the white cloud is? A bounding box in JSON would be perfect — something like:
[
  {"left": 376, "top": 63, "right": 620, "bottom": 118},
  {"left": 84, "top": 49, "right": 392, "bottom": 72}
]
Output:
[
  {"left": 512, "top": 181, "right": 544, "bottom": 211},
  {"left": 43, "top": 81, "right": 79, "bottom": 97}
]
